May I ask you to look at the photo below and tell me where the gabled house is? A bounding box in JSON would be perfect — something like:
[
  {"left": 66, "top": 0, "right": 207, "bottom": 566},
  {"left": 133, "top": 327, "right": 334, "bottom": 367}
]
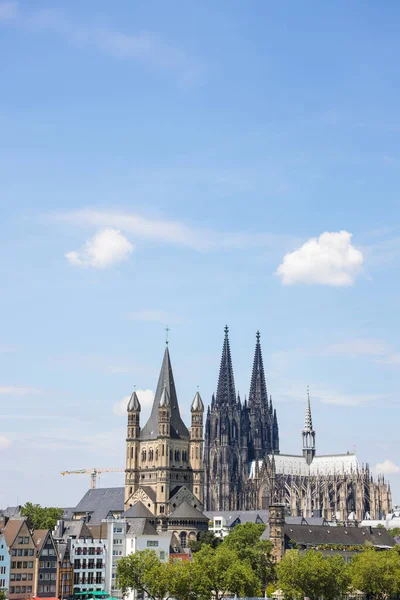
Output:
[
  {"left": 4, "top": 519, "right": 37, "bottom": 600},
  {"left": 56, "top": 543, "right": 73, "bottom": 600},
  {"left": 33, "top": 530, "right": 58, "bottom": 598}
]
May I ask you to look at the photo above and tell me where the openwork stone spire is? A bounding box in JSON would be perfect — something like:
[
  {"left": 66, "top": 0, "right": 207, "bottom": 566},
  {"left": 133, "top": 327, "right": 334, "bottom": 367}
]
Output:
[
  {"left": 248, "top": 330, "right": 268, "bottom": 410},
  {"left": 215, "top": 325, "right": 236, "bottom": 406},
  {"left": 304, "top": 386, "right": 313, "bottom": 431}
]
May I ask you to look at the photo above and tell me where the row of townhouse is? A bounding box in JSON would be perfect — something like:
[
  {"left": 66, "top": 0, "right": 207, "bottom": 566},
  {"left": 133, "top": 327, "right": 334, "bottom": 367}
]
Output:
[{"left": 0, "top": 517, "right": 109, "bottom": 600}]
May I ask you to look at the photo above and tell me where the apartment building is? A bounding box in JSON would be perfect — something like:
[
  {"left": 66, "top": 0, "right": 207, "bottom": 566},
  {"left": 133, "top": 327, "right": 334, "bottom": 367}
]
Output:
[{"left": 0, "top": 530, "right": 10, "bottom": 592}]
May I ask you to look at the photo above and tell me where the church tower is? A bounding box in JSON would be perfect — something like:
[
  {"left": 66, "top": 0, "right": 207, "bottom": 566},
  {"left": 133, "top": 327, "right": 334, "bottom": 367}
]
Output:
[
  {"left": 302, "top": 388, "right": 316, "bottom": 465},
  {"left": 124, "top": 344, "right": 204, "bottom": 516},
  {"left": 248, "top": 331, "right": 278, "bottom": 459},
  {"left": 204, "top": 326, "right": 242, "bottom": 511},
  {"left": 190, "top": 391, "right": 205, "bottom": 506},
  {"left": 124, "top": 390, "right": 141, "bottom": 507}
]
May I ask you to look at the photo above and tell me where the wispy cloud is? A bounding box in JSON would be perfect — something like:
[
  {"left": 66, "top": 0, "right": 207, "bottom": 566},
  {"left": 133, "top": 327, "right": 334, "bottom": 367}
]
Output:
[
  {"left": 276, "top": 383, "right": 386, "bottom": 407},
  {"left": 324, "top": 338, "right": 391, "bottom": 357},
  {"left": 0, "top": 386, "right": 41, "bottom": 396},
  {"left": 0, "top": 435, "right": 11, "bottom": 449},
  {"left": 53, "top": 208, "right": 288, "bottom": 252},
  {"left": 126, "top": 309, "right": 191, "bottom": 325},
  {"left": 0, "top": 2, "right": 201, "bottom": 82},
  {"left": 276, "top": 231, "right": 364, "bottom": 286}
]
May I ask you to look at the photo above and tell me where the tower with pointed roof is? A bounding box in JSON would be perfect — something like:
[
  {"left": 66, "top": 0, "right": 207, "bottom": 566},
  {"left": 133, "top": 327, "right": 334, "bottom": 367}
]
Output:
[
  {"left": 124, "top": 390, "right": 141, "bottom": 506},
  {"left": 204, "top": 327, "right": 278, "bottom": 511},
  {"left": 124, "top": 344, "right": 205, "bottom": 532},
  {"left": 302, "top": 388, "right": 316, "bottom": 465}
]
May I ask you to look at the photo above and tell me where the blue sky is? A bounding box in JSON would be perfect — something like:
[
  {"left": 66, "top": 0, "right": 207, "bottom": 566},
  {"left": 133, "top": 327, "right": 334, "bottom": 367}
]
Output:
[{"left": 1, "top": 0, "right": 400, "bottom": 508}]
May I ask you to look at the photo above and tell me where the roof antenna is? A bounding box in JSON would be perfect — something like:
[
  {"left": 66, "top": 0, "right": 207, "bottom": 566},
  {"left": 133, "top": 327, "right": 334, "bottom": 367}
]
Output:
[{"left": 165, "top": 326, "right": 170, "bottom": 345}]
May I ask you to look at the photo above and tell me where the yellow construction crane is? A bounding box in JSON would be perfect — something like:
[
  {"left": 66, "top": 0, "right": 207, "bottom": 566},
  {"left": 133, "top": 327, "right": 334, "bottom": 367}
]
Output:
[{"left": 61, "top": 467, "right": 124, "bottom": 489}]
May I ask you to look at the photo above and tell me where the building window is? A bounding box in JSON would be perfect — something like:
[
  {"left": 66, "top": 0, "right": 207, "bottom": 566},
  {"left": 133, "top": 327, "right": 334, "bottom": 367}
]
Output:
[
  {"left": 147, "top": 541, "right": 158, "bottom": 547},
  {"left": 180, "top": 532, "right": 187, "bottom": 548},
  {"left": 18, "top": 537, "right": 23, "bottom": 544},
  {"left": 160, "top": 551, "right": 166, "bottom": 560},
  {"left": 142, "top": 449, "right": 146, "bottom": 462},
  {"left": 149, "top": 449, "right": 154, "bottom": 461}
]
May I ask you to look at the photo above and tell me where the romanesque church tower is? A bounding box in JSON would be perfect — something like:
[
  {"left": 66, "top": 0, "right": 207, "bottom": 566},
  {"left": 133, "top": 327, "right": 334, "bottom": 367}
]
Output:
[
  {"left": 204, "top": 327, "right": 278, "bottom": 511},
  {"left": 124, "top": 344, "right": 205, "bottom": 519}
]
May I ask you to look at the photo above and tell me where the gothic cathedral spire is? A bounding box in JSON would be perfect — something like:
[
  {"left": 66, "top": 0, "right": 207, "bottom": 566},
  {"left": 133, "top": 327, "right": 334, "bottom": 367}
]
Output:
[
  {"left": 248, "top": 330, "right": 268, "bottom": 410},
  {"left": 302, "top": 387, "right": 316, "bottom": 465},
  {"left": 215, "top": 325, "right": 236, "bottom": 407}
]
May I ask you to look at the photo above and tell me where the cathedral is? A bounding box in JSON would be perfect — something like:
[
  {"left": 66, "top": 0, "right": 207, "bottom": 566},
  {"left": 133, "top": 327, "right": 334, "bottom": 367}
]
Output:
[{"left": 204, "top": 327, "right": 392, "bottom": 521}]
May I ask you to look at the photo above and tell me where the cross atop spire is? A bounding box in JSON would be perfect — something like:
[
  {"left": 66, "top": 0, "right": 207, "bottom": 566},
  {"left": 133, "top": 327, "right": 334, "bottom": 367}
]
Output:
[
  {"left": 165, "top": 326, "right": 170, "bottom": 345},
  {"left": 215, "top": 325, "right": 236, "bottom": 406}
]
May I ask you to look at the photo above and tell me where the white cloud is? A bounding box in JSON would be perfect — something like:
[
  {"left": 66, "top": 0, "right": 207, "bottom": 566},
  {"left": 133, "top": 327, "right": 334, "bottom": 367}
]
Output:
[
  {"left": 54, "top": 209, "right": 286, "bottom": 252},
  {"left": 0, "top": 435, "right": 11, "bottom": 449},
  {"left": 113, "top": 389, "right": 154, "bottom": 417},
  {"left": 126, "top": 309, "right": 191, "bottom": 325},
  {"left": 0, "top": 3, "right": 200, "bottom": 81},
  {"left": 0, "top": 1, "right": 17, "bottom": 20},
  {"left": 374, "top": 459, "right": 400, "bottom": 475},
  {"left": 0, "top": 386, "right": 40, "bottom": 395},
  {"left": 66, "top": 228, "right": 133, "bottom": 269},
  {"left": 276, "top": 231, "right": 364, "bottom": 286}
]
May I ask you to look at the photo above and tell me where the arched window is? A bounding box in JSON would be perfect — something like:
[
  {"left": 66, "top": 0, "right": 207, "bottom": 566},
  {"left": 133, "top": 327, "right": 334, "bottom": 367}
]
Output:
[
  {"left": 149, "top": 449, "right": 154, "bottom": 461},
  {"left": 162, "top": 444, "right": 165, "bottom": 456},
  {"left": 155, "top": 449, "right": 159, "bottom": 461},
  {"left": 142, "top": 449, "right": 146, "bottom": 462},
  {"left": 130, "top": 447, "right": 134, "bottom": 458},
  {"left": 176, "top": 450, "right": 180, "bottom": 462},
  {"left": 195, "top": 447, "right": 199, "bottom": 459},
  {"left": 180, "top": 532, "right": 187, "bottom": 548}
]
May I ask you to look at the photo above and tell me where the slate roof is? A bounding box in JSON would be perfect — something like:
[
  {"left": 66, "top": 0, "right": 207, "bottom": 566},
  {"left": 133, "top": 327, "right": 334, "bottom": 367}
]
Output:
[
  {"left": 124, "top": 502, "right": 154, "bottom": 518},
  {"left": 205, "top": 510, "right": 269, "bottom": 527},
  {"left": 0, "top": 506, "right": 22, "bottom": 519},
  {"left": 284, "top": 524, "right": 396, "bottom": 547},
  {"left": 127, "top": 518, "right": 157, "bottom": 535},
  {"left": 140, "top": 347, "right": 189, "bottom": 441},
  {"left": 169, "top": 501, "right": 208, "bottom": 520},
  {"left": 73, "top": 487, "right": 125, "bottom": 523},
  {"left": 54, "top": 519, "right": 93, "bottom": 541}
]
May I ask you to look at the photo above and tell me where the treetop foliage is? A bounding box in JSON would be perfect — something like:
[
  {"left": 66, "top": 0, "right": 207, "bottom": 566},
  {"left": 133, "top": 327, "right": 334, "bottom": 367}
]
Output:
[{"left": 21, "top": 502, "right": 64, "bottom": 531}]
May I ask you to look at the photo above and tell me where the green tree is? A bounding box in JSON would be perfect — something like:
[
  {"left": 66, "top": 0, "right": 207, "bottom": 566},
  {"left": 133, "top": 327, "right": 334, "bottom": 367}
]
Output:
[
  {"left": 389, "top": 527, "right": 400, "bottom": 538},
  {"left": 223, "top": 522, "right": 274, "bottom": 590},
  {"left": 350, "top": 548, "right": 400, "bottom": 600},
  {"left": 0, "top": 590, "right": 6, "bottom": 600},
  {"left": 169, "top": 560, "right": 198, "bottom": 600},
  {"left": 188, "top": 530, "right": 221, "bottom": 552},
  {"left": 21, "top": 502, "right": 64, "bottom": 530},
  {"left": 277, "top": 549, "right": 350, "bottom": 600},
  {"left": 193, "top": 544, "right": 260, "bottom": 600},
  {"left": 116, "top": 549, "right": 172, "bottom": 600}
]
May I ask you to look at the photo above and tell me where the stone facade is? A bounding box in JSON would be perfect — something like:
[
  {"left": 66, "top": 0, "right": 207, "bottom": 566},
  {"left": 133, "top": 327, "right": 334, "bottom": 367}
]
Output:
[
  {"left": 124, "top": 345, "right": 208, "bottom": 543},
  {"left": 205, "top": 328, "right": 392, "bottom": 520}
]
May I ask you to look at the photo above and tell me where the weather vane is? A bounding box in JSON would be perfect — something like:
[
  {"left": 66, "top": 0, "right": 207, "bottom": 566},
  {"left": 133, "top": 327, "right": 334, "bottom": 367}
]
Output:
[{"left": 165, "top": 326, "right": 170, "bottom": 345}]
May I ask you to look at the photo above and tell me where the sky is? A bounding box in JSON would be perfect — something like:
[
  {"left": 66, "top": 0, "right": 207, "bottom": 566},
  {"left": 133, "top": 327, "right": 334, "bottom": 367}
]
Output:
[{"left": 1, "top": 0, "right": 400, "bottom": 509}]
